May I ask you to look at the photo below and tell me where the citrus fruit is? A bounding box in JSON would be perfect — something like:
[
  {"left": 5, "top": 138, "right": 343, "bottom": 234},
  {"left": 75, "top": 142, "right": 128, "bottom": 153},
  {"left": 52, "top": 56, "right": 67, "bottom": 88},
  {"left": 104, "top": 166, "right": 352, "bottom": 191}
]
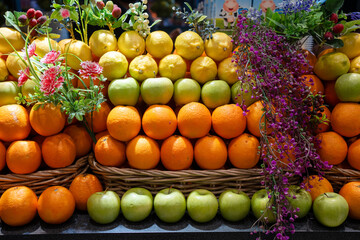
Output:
[
  {"left": 302, "top": 75, "right": 324, "bottom": 94},
  {"left": 33, "top": 36, "right": 61, "bottom": 58},
  {"left": 126, "top": 135, "right": 160, "bottom": 170},
  {"left": 190, "top": 56, "right": 217, "bottom": 84},
  {"left": 0, "top": 141, "right": 5, "bottom": 171},
  {"left": 42, "top": 133, "right": 76, "bottom": 168},
  {"left": 194, "top": 135, "right": 227, "bottom": 170},
  {"left": 302, "top": 175, "right": 334, "bottom": 201},
  {"left": 89, "top": 29, "right": 118, "bottom": 58},
  {"left": 6, "top": 52, "right": 26, "bottom": 78},
  {"left": 0, "top": 27, "right": 25, "bottom": 54},
  {"left": 146, "top": 30, "right": 173, "bottom": 59},
  {"left": 0, "top": 186, "right": 37, "bottom": 227},
  {"left": 337, "top": 33, "right": 360, "bottom": 59},
  {"left": 30, "top": 103, "right": 66, "bottom": 136},
  {"left": 99, "top": 51, "right": 128, "bottom": 80},
  {"left": 201, "top": 80, "right": 231, "bottom": 109},
  {"left": 85, "top": 101, "right": 111, "bottom": 133},
  {"left": 177, "top": 102, "right": 211, "bottom": 139},
  {"left": 63, "top": 125, "right": 92, "bottom": 158},
  {"left": 228, "top": 133, "right": 260, "bottom": 169},
  {"left": 339, "top": 181, "right": 360, "bottom": 220},
  {"left": 63, "top": 40, "right": 93, "bottom": 70},
  {"left": 129, "top": 55, "right": 158, "bottom": 81},
  {"left": 0, "top": 81, "right": 20, "bottom": 106},
  {"left": 331, "top": 102, "right": 360, "bottom": 137},
  {"left": 212, "top": 104, "right": 246, "bottom": 139},
  {"left": 140, "top": 77, "right": 174, "bottom": 105},
  {"left": 348, "top": 139, "right": 360, "bottom": 170},
  {"left": 350, "top": 55, "right": 360, "bottom": 74},
  {"left": 94, "top": 135, "right": 126, "bottom": 167},
  {"left": 160, "top": 135, "right": 193, "bottom": 171},
  {"left": 174, "top": 31, "right": 204, "bottom": 60},
  {"left": 316, "top": 105, "right": 331, "bottom": 133},
  {"left": 218, "top": 57, "right": 238, "bottom": 85},
  {"left": 231, "top": 81, "right": 257, "bottom": 106},
  {"left": 37, "top": 186, "right": 75, "bottom": 224},
  {"left": 0, "top": 104, "right": 31, "bottom": 142},
  {"left": 93, "top": 130, "right": 109, "bottom": 149},
  {"left": 317, "top": 48, "right": 335, "bottom": 58},
  {"left": 324, "top": 80, "right": 340, "bottom": 107},
  {"left": 158, "top": 54, "right": 186, "bottom": 81},
  {"left": 117, "top": 30, "right": 145, "bottom": 59},
  {"left": 303, "top": 50, "right": 317, "bottom": 71},
  {"left": 108, "top": 77, "right": 139, "bottom": 106},
  {"left": 335, "top": 73, "right": 360, "bottom": 102},
  {"left": 69, "top": 173, "right": 103, "bottom": 211},
  {"left": 314, "top": 52, "right": 350, "bottom": 81},
  {"left": 6, "top": 140, "right": 41, "bottom": 174},
  {"left": 173, "top": 78, "right": 201, "bottom": 106},
  {"left": 107, "top": 106, "right": 141, "bottom": 142},
  {"left": 246, "top": 101, "right": 267, "bottom": 137},
  {"left": 21, "top": 79, "right": 36, "bottom": 101},
  {"left": 142, "top": 105, "right": 177, "bottom": 140},
  {"left": 0, "top": 58, "right": 8, "bottom": 81},
  {"left": 58, "top": 38, "right": 72, "bottom": 53},
  {"left": 204, "top": 32, "right": 232, "bottom": 62},
  {"left": 316, "top": 131, "right": 347, "bottom": 165}
]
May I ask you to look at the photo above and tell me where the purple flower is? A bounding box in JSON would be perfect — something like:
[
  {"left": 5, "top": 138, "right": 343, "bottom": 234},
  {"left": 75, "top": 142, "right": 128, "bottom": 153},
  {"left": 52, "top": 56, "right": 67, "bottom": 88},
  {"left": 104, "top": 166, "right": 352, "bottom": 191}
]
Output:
[
  {"left": 348, "top": 12, "right": 360, "bottom": 20},
  {"left": 278, "top": 0, "right": 316, "bottom": 15},
  {"left": 247, "top": 7, "right": 262, "bottom": 23}
]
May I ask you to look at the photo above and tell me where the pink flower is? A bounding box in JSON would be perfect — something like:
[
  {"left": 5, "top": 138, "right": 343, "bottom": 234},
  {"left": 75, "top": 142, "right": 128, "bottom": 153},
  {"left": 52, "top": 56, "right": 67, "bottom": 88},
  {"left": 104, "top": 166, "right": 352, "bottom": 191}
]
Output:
[
  {"left": 22, "top": 43, "right": 37, "bottom": 60},
  {"left": 41, "top": 50, "right": 61, "bottom": 64},
  {"left": 18, "top": 67, "right": 30, "bottom": 86},
  {"left": 60, "top": 8, "right": 70, "bottom": 18},
  {"left": 40, "top": 66, "right": 64, "bottom": 96},
  {"left": 78, "top": 61, "right": 103, "bottom": 80}
]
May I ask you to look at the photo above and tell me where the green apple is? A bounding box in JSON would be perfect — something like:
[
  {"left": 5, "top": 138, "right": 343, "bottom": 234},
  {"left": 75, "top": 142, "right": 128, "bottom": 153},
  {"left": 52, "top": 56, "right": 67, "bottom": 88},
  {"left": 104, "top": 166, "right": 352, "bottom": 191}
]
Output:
[
  {"left": 286, "top": 185, "right": 312, "bottom": 219},
  {"left": 219, "top": 189, "right": 250, "bottom": 222},
  {"left": 231, "top": 81, "right": 257, "bottom": 106},
  {"left": 87, "top": 190, "right": 121, "bottom": 224},
  {"left": 108, "top": 77, "right": 140, "bottom": 106},
  {"left": 173, "top": 78, "right": 201, "bottom": 106},
  {"left": 335, "top": 73, "right": 360, "bottom": 102},
  {"left": 0, "top": 81, "right": 20, "bottom": 106},
  {"left": 313, "top": 192, "right": 349, "bottom": 227},
  {"left": 251, "top": 189, "right": 276, "bottom": 224},
  {"left": 140, "top": 77, "right": 174, "bottom": 105},
  {"left": 187, "top": 189, "right": 218, "bottom": 223},
  {"left": 201, "top": 80, "right": 231, "bottom": 109},
  {"left": 154, "top": 188, "right": 186, "bottom": 223},
  {"left": 121, "top": 187, "right": 153, "bottom": 222}
]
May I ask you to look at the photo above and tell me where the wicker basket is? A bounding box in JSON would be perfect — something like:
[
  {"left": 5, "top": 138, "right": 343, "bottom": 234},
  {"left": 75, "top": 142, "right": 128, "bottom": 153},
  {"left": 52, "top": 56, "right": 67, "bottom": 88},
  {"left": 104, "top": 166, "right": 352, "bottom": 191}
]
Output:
[
  {"left": 89, "top": 154, "right": 300, "bottom": 197},
  {"left": 0, "top": 155, "right": 89, "bottom": 195},
  {"left": 324, "top": 167, "right": 360, "bottom": 192}
]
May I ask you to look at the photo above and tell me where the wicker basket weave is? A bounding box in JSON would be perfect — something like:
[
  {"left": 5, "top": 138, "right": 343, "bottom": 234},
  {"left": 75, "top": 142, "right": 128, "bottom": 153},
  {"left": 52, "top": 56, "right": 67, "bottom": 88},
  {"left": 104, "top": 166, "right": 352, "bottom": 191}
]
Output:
[
  {"left": 89, "top": 154, "right": 300, "bottom": 197},
  {"left": 324, "top": 167, "right": 360, "bottom": 192},
  {"left": 0, "top": 155, "right": 89, "bottom": 195}
]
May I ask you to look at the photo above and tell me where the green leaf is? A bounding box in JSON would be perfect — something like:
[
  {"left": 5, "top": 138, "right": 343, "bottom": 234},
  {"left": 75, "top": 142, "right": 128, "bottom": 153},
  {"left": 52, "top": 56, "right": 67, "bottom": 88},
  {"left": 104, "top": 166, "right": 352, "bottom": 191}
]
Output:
[
  {"left": 342, "top": 24, "right": 360, "bottom": 36},
  {"left": 4, "top": 11, "right": 26, "bottom": 39},
  {"left": 50, "top": 9, "right": 63, "bottom": 21},
  {"left": 324, "top": 0, "right": 344, "bottom": 13},
  {"left": 197, "top": 15, "right": 207, "bottom": 23},
  {"left": 150, "top": 19, "right": 161, "bottom": 28},
  {"left": 69, "top": 9, "right": 79, "bottom": 22},
  {"left": 265, "top": 7, "right": 273, "bottom": 20},
  {"left": 326, "top": 39, "right": 344, "bottom": 48},
  {"left": 52, "top": 3, "right": 62, "bottom": 9},
  {"left": 184, "top": 2, "right": 192, "bottom": 12}
]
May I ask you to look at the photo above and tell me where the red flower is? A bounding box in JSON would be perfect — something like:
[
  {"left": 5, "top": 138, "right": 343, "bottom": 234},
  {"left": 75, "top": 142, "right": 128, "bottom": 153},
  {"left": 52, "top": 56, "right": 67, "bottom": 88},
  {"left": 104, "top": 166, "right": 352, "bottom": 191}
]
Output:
[
  {"left": 41, "top": 50, "right": 61, "bottom": 64},
  {"left": 22, "top": 43, "right": 37, "bottom": 60},
  {"left": 330, "top": 13, "right": 338, "bottom": 23},
  {"left": 40, "top": 66, "right": 64, "bottom": 96},
  {"left": 78, "top": 61, "right": 103, "bottom": 80},
  {"left": 324, "top": 32, "right": 334, "bottom": 40},
  {"left": 333, "top": 24, "right": 344, "bottom": 34},
  {"left": 60, "top": 8, "right": 70, "bottom": 19},
  {"left": 18, "top": 67, "right": 30, "bottom": 86}
]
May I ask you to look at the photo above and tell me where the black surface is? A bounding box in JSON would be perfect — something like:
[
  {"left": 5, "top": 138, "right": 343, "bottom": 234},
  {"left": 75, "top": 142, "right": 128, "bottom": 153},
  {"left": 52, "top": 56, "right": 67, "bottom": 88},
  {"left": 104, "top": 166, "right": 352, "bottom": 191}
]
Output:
[{"left": 0, "top": 211, "right": 360, "bottom": 240}]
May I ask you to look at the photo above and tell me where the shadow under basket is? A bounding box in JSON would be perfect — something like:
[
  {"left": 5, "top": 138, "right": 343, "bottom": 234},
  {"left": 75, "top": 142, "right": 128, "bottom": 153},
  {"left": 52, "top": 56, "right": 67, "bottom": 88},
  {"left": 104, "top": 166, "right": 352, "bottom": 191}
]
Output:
[
  {"left": 88, "top": 154, "right": 300, "bottom": 197},
  {"left": 0, "top": 155, "right": 89, "bottom": 195},
  {"left": 324, "top": 167, "right": 360, "bottom": 192}
]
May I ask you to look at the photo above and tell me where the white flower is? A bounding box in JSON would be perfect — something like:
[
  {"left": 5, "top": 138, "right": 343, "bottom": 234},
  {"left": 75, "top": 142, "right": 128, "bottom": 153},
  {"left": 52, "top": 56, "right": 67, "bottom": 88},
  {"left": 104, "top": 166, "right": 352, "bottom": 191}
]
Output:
[
  {"left": 134, "top": 2, "right": 140, "bottom": 8},
  {"left": 129, "top": 3, "right": 134, "bottom": 8},
  {"left": 137, "top": 24, "right": 142, "bottom": 30},
  {"left": 143, "top": 19, "right": 149, "bottom": 25},
  {"left": 146, "top": 28, "right": 150, "bottom": 34},
  {"left": 139, "top": 30, "right": 144, "bottom": 35},
  {"left": 131, "top": 8, "right": 136, "bottom": 13},
  {"left": 142, "top": 0, "right": 148, "bottom": 4},
  {"left": 137, "top": 18, "right": 143, "bottom": 23},
  {"left": 142, "top": 32, "right": 147, "bottom": 38},
  {"left": 134, "top": 16, "right": 138, "bottom": 20},
  {"left": 142, "top": 5, "right": 147, "bottom": 10},
  {"left": 143, "top": 13, "right": 149, "bottom": 18}
]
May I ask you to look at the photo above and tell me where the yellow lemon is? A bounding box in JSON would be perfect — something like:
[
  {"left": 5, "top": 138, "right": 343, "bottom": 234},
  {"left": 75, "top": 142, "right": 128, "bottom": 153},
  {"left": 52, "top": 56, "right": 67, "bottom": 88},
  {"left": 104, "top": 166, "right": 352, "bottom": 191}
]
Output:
[
  {"left": 99, "top": 51, "right": 128, "bottom": 81},
  {"left": 89, "top": 30, "right": 118, "bottom": 58},
  {"left": 205, "top": 32, "right": 232, "bottom": 62},
  {"left": 6, "top": 52, "right": 26, "bottom": 78},
  {"left": 314, "top": 52, "right": 350, "bottom": 81},
  {"left": 33, "top": 36, "right": 61, "bottom": 58},
  {"left": 174, "top": 31, "right": 204, "bottom": 60},
  {"left": 63, "top": 40, "right": 93, "bottom": 70},
  {"left": 0, "top": 58, "right": 9, "bottom": 81},
  {"left": 218, "top": 57, "right": 238, "bottom": 85},
  {"left": 129, "top": 55, "right": 158, "bottom": 81},
  {"left": 59, "top": 39, "right": 72, "bottom": 53},
  {"left": 0, "top": 27, "right": 25, "bottom": 54},
  {"left": 190, "top": 56, "right": 217, "bottom": 84},
  {"left": 337, "top": 33, "right": 360, "bottom": 59},
  {"left": 350, "top": 56, "right": 360, "bottom": 74},
  {"left": 118, "top": 31, "right": 145, "bottom": 59},
  {"left": 159, "top": 54, "right": 186, "bottom": 81},
  {"left": 145, "top": 31, "right": 173, "bottom": 59}
]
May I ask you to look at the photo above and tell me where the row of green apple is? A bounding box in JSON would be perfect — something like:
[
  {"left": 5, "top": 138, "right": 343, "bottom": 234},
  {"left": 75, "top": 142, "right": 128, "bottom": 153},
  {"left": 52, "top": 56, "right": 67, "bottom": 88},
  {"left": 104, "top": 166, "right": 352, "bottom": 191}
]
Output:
[{"left": 86, "top": 186, "right": 349, "bottom": 227}]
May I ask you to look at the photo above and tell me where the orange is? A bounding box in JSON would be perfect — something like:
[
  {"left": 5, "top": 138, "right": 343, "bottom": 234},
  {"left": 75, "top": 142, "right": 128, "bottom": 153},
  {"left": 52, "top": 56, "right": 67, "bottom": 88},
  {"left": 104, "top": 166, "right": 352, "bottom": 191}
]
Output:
[
  {"left": 94, "top": 135, "right": 126, "bottom": 167},
  {"left": 160, "top": 135, "right": 193, "bottom": 170},
  {"left": 69, "top": 173, "right": 103, "bottom": 211},
  {"left": 194, "top": 135, "right": 227, "bottom": 170},
  {"left": 85, "top": 101, "right": 111, "bottom": 133},
  {"left": 317, "top": 48, "right": 335, "bottom": 58},
  {"left": 228, "top": 133, "right": 260, "bottom": 169},
  {"left": 302, "top": 75, "right": 324, "bottom": 95},
  {"left": 142, "top": 105, "right": 177, "bottom": 140},
  {"left": 324, "top": 81, "right": 340, "bottom": 107},
  {"left": 64, "top": 125, "right": 92, "bottom": 157},
  {"left": 93, "top": 130, "right": 110, "bottom": 149},
  {"left": 302, "top": 175, "right": 334, "bottom": 201},
  {"left": 246, "top": 101, "right": 268, "bottom": 137},
  {"left": 316, "top": 131, "right": 347, "bottom": 165},
  {"left": 30, "top": 103, "right": 66, "bottom": 136},
  {"left": 212, "top": 104, "right": 246, "bottom": 139},
  {"left": 303, "top": 50, "right": 317, "bottom": 70},
  {"left": 264, "top": 135, "right": 296, "bottom": 168},
  {"left": 0, "top": 186, "right": 37, "bottom": 226},
  {"left": 331, "top": 103, "right": 360, "bottom": 137},
  {"left": 37, "top": 186, "right": 75, "bottom": 224},
  {"left": 6, "top": 141, "right": 42, "bottom": 174},
  {"left": 339, "top": 181, "right": 360, "bottom": 220},
  {"left": 126, "top": 135, "right": 160, "bottom": 170},
  {"left": 42, "top": 133, "right": 76, "bottom": 168},
  {"left": 177, "top": 102, "right": 212, "bottom": 139},
  {"left": 0, "top": 141, "right": 5, "bottom": 171},
  {"left": 348, "top": 139, "right": 360, "bottom": 170},
  {"left": 315, "top": 106, "right": 331, "bottom": 133},
  {"left": 0, "top": 104, "right": 31, "bottom": 142},
  {"left": 107, "top": 106, "right": 141, "bottom": 142}
]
